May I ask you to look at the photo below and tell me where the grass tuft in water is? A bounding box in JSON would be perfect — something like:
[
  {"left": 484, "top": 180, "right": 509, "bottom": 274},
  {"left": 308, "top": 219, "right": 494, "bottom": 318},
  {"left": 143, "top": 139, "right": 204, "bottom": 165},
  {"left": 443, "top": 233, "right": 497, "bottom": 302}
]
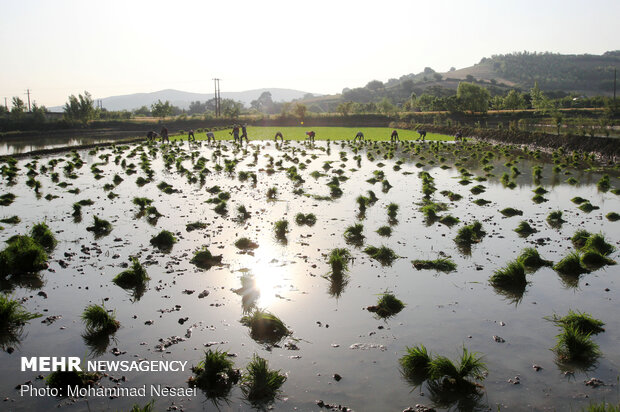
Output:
[
  {"left": 518, "top": 248, "right": 553, "bottom": 270},
  {"left": 344, "top": 223, "right": 364, "bottom": 245},
  {"left": 0, "top": 235, "right": 48, "bottom": 277},
  {"left": 188, "top": 349, "right": 240, "bottom": 398},
  {"left": 553, "top": 324, "right": 600, "bottom": 363},
  {"left": 240, "top": 309, "right": 290, "bottom": 344},
  {"left": 547, "top": 310, "right": 605, "bottom": 335},
  {"left": 572, "top": 230, "right": 592, "bottom": 249},
  {"left": 186, "top": 221, "right": 207, "bottom": 232},
  {"left": 150, "top": 230, "right": 177, "bottom": 251},
  {"left": 295, "top": 213, "right": 317, "bottom": 226},
  {"left": 0, "top": 294, "right": 41, "bottom": 332},
  {"left": 113, "top": 258, "right": 150, "bottom": 289},
  {"left": 554, "top": 252, "right": 589, "bottom": 276},
  {"left": 412, "top": 258, "right": 457, "bottom": 273},
  {"left": 489, "top": 260, "right": 527, "bottom": 289},
  {"left": 387, "top": 203, "right": 399, "bottom": 219},
  {"left": 274, "top": 220, "right": 288, "bottom": 239},
  {"left": 376, "top": 226, "right": 392, "bottom": 237},
  {"left": 81, "top": 303, "right": 120, "bottom": 334},
  {"left": 368, "top": 292, "right": 405, "bottom": 318},
  {"left": 86, "top": 216, "right": 112, "bottom": 236},
  {"left": 190, "top": 247, "right": 223, "bottom": 269},
  {"left": 235, "top": 237, "right": 259, "bottom": 250},
  {"left": 428, "top": 348, "right": 487, "bottom": 384},
  {"left": 400, "top": 345, "right": 431, "bottom": 382},
  {"left": 454, "top": 221, "right": 486, "bottom": 246},
  {"left": 583, "top": 233, "right": 616, "bottom": 256},
  {"left": 240, "top": 354, "right": 287, "bottom": 405},
  {"left": 328, "top": 248, "right": 351, "bottom": 275},
  {"left": 0, "top": 216, "right": 20, "bottom": 224},
  {"left": 364, "top": 245, "right": 399, "bottom": 266},
  {"left": 514, "top": 221, "right": 537, "bottom": 236},
  {"left": 132, "top": 197, "right": 153, "bottom": 210},
  {"left": 606, "top": 212, "right": 620, "bottom": 222},
  {"left": 500, "top": 207, "right": 523, "bottom": 217}
]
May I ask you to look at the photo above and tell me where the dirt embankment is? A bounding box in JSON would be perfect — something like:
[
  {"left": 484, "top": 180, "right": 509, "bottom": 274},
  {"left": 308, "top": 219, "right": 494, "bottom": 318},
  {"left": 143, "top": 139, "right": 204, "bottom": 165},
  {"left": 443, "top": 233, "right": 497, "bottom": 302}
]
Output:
[{"left": 393, "top": 122, "right": 620, "bottom": 160}]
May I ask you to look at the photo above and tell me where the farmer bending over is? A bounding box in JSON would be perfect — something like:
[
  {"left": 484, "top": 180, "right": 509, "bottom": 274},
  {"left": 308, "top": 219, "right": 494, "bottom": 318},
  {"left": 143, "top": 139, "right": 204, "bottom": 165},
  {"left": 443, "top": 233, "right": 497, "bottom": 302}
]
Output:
[
  {"left": 354, "top": 131, "right": 364, "bottom": 142},
  {"left": 416, "top": 129, "right": 426, "bottom": 142},
  {"left": 390, "top": 130, "right": 399, "bottom": 142},
  {"left": 274, "top": 131, "right": 284, "bottom": 142},
  {"left": 305, "top": 131, "right": 316, "bottom": 142},
  {"left": 188, "top": 129, "right": 195, "bottom": 141},
  {"left": 206, "top": 131, "right": 215, "bottom": 143},
  {"left": 146, "top": 130, "right": 158, "bottom": 142},
  {"left": 160, "top": 127, "right": 169, "bottom": 143},
  {"left": 455, "top": 131, "right": 463, "bottom": 142}
]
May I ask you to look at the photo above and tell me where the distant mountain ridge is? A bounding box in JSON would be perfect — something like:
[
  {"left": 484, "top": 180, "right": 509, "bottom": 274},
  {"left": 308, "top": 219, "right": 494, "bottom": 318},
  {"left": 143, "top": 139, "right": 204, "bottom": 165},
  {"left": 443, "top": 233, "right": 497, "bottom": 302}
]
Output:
[{"left": 50, "top": 88, "right": 313, "bottom": 111}]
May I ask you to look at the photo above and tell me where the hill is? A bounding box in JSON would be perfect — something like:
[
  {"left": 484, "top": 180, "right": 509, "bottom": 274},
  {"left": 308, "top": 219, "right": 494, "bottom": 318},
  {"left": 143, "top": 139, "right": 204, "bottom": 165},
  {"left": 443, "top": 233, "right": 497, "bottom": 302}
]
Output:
[{"left": 50, "top": 88, "right": 313, "bottom": 112}]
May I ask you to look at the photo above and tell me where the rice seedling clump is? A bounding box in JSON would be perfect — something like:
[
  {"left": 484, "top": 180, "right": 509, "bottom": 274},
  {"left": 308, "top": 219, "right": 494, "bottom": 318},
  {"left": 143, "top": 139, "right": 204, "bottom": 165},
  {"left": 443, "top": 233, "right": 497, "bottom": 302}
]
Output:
[
  {"left": 81, "top": 303, "right": 120, "bottom": 334},
  {"left": 412, "top": 258, "right": 457, "bottom": 272},
  {"left": 364, "top": 245, "right": 399, "bottom": 266},
  {"left": 150, "top": 230, "right": 177, "bottom": 251},
  {"left": 190, "top": 247, "right": 223, "bottom": 269},
  {"left": 240, "top": 309, "right": 290, "bottom": 344},
  {"left": 367, "top": 292, "right": 405, "bottom": 318},
  {"left": 188, "top": 349, "right": 240, "bottom": 397},
  {"left": 240, "top": 354, "right": 287, "bottom": 404},
  {"left": 113, "top": 258, "right": 150, "bottom": 288},
  {"left": 0, "top": 235, "right": 48, "bottom": 277}
]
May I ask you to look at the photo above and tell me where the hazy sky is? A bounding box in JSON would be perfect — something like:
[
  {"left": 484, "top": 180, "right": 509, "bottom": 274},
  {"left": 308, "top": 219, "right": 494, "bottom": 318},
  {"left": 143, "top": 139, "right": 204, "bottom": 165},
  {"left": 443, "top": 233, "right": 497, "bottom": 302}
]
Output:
[{"left": 1, "top": 0, "right": 618, "bottom": 107}]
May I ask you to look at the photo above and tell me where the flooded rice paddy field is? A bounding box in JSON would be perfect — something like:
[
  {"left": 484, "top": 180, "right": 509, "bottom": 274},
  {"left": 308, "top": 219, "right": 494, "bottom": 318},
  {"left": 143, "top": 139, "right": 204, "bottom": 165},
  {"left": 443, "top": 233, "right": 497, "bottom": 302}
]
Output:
[{"left": 1, "top": 137, "right": 620, "bottom": 411}]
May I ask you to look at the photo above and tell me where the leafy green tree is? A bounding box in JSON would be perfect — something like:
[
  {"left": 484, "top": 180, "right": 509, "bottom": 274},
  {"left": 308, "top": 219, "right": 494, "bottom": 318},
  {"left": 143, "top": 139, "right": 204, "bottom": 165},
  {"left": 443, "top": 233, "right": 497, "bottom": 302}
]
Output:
[
  {"left": 377, "top": 97, "right": 396, "bottom": 115},
  {"left": 188, "top": 101, "right": 206, "bottom": 115},
  {"left": 31, "top": 103, "right": 47, "bottom": 123},
  {"left": 456, "top": 82, "right": 490, "bottom": 113},
  {"left": 134, "top": 105, "right": 151, "bottom": 116},
  {"left": 365, "top": 80, "right": 384, "bottom": 91},
  {"left": 551, "top": 111, "right": 563, "bottom": 135},
  {"left": 64, "top": 91, "right": 95, "bottom": 125},
  {"left": 293, "top": 102, "right": 307, "bottom": 120},
  {"left": 503, "top": 90, "right": 527, "bottom": 111},
  {"left": 11, "top": 97, "right": 26, "bottom": 119},
  {"left": 220, "top": 99, "right": 243, "bottom": 118},
  {"left": 0, "top": 105, "right": 8, "bottom": 115},
  {"left": 151, "top": 99, "right": 172, "bottom": 119},
  {"left": 530, "top": 82, "right": 551, "bottom": 113},
  {"left": 250, "top": 91, "right": 275, "bottom": 113},
  {"left": 337, "top": 101, "right": 353, "bottom": 116}
]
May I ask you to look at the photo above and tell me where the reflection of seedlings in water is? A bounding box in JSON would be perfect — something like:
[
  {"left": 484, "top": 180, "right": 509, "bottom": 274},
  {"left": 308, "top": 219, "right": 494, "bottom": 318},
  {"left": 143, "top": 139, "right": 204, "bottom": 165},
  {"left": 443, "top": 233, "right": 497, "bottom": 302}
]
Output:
[
  {"left": 86, "top": 216, "right": 113, "bottom": 236},
  {"left": 190, "top": 247, "right": 223, "bottom": 270},
  {"left": 356, "top": 195, "right": 369, "bottom": 213},
  {"left": 186, "top": 221, "right": 207, "bottom": 232},
  {"left": 500, "top": 207, "right": 523, "bottom": 217},
  {"left": 367, "top": 291, "right": 405, "bottom": 318},
  {"left": 240, "top": 354, "right": 287, "bottom": 406},
  {"left": 274, "top": 220, "right": 288, "bottom": 240},
  {"left": 546, "top": 210, "right": 565, "bottom": 228},
  {"left": 518, "top": 248, "right": 553, "bottom": 271},
  {"left": 0, "top": 235, "right": 48, "bottom": 277},
  {"left": 240, "top": 309, "right": 290, "bottom": 345},
  {"left": 376, "top": 226, "right": 392, "bottom": 237},
  {"left": 30, "top": 222, "right": 57, "bottom": 251},
  {"left": 364, "top": 245, "right": 399, "bottom": 266},
  {"left": 295, "top": 213, "right": 316, "bottom": 226},
  {"left": 82, "top": 303, "right": 120, "bottom": 334},
  {"left": 606, "top": 212, "right": 620, "bottom": 222},
  {"left": 150, "top": 230, "right": 177, "bottom": 251},
  {"left": 234, "top": 274, "right": 260, "bottom": 312},
  {"left": 113, "top": 258, "right": 150, "bottom": 302},
  {"left": 514, "top": 221, "right": 537, "bottom": 237},
  {"left": 532, "top": 165, "right": 543, "bottom": 181},
  {"left": 188, "top": 349, "right": 240, "bottom": 402},
  {"left": 236, "top": 205, "right": 251, "bottom": 221},
  {"left": 0, "top": 294, "right": 41, "bottom": 349},
  {"left": 344, "top": 224, "right": 364, "bottom": 246},
  {"left": 234, "top": 237, "right": 259, "bottom": 250},
  {"left": 82, "top": 328, "right": 116, "bottom": 357},
  {"left": 412, "top": 258, "right": 457, "bottom": 273},
  {"left": 546, "top": 310, "right": 605, "bottom": 335}
]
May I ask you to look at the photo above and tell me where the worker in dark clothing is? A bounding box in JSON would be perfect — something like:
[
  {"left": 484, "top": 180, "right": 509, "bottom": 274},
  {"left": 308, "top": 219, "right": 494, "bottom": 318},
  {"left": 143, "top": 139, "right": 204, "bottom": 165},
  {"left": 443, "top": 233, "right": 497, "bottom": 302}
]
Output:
[
  {"left": 305, "top": 131, "right": 316, "bottom": 142},
  {"left": 230, "top": 125, "right": 240, "bottom": 142},
  {"left": 160, "top": 127, "right": 169, "bottom": 143},
  {"left": 274, "top": 131, "right": 284, "bottom": 142},
  {"left": 188, "top": 129, "right": 195, "bottom": 141},
  {"left": 240, "top": 124, "right": 249, "bottom": 143},
  {"left": 417, "top": 129, "right": 426, "bottom": 141},
  {"left": 390, "top": 130, "right": 399, "bottom": 142}
]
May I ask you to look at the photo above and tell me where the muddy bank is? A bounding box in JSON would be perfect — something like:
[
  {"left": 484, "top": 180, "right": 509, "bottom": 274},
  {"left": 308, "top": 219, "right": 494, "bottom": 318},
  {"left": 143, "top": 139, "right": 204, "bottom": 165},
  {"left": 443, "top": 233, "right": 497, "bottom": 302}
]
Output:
[{"left": 393, "top": 123, "right": 620, "bottom": 159}]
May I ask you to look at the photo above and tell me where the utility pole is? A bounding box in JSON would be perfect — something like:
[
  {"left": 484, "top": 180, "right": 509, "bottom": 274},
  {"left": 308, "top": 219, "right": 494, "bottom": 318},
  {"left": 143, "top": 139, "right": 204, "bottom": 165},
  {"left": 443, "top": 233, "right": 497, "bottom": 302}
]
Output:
[
  {"left": 25, "top": 89, "right": 31, "bottom": 112},
  {"left": 614, "top": 68, "right": 617, "bottom": 102},
  {"left": 4, "top": 97, "right": 7, "bottom": 111},
  {"left": 213, "top": 78, "right": 221, "bottom": 117}
]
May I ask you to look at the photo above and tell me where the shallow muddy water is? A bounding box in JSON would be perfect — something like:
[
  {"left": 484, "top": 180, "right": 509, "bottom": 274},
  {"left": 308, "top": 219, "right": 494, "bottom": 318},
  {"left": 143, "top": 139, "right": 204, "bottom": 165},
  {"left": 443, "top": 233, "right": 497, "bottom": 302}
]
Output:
[{"left": 1, "top": 139, "right": 619, "bottom": 411}]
